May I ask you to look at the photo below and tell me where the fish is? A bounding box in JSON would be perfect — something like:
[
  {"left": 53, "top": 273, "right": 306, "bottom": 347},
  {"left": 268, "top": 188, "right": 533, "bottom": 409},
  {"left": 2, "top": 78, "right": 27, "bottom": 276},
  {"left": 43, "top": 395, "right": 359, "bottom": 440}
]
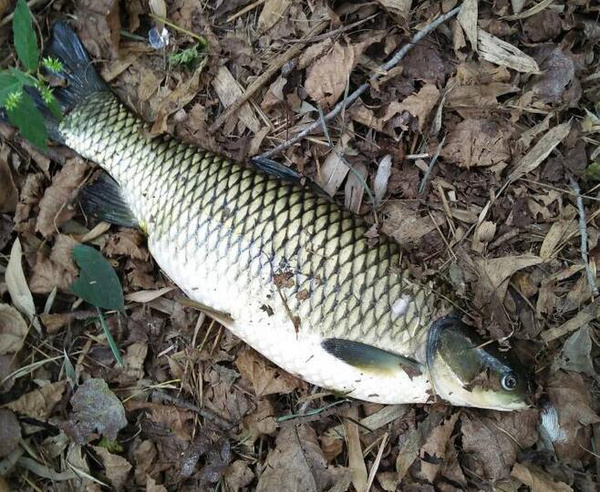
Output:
[{"left": 11, "top": 22, "right": 530, "bottom": 410}]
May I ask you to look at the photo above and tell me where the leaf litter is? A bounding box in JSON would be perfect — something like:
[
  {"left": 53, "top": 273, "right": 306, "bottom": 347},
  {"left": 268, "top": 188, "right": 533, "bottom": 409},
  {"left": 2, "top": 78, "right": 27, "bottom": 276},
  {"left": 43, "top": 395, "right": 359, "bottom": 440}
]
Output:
[{"left": 0, "top": 0, "right": 599, "bottom": 490}]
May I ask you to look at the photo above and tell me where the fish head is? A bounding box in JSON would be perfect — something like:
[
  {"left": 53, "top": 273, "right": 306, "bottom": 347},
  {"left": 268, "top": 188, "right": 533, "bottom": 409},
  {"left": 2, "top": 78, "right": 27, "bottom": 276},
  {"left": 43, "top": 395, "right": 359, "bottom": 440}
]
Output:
[{"left": 426, "top": 316, "right": 531, "bottom": 411}]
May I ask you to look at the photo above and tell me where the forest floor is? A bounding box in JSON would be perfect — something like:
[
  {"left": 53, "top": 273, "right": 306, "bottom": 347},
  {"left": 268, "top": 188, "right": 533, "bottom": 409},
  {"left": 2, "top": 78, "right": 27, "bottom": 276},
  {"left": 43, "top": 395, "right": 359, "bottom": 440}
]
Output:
[{"left": 0, "top": 0, "right": 599, "bottom": 491}]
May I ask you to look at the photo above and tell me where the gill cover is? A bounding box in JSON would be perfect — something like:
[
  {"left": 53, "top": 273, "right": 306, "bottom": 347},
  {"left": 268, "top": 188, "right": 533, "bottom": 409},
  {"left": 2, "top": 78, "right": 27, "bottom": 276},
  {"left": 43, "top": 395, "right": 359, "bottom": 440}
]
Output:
[{"left": 426, "top": 316, "right": 530, "bottom": 411}]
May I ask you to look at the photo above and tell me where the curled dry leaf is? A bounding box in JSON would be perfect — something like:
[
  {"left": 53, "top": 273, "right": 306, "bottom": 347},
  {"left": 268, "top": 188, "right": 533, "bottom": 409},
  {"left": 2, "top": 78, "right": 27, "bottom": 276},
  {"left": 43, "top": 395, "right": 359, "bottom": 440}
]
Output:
[
  {"left": 457, "top": 0, "right": 478, "bottom": 50},
  {"left": 0, "top": 304, "right": 28, "bottom": 355},
  {"left": 29, "top": 235, "right": 79, "bottom": 294},
  {"left": 6, "top": 238, "right": 36, "bottom": 326},
  {"left": 7, "top": 380, "right": 67, "bottom": 420},
  {"left": 224, "top": 460, "right": 255, "bottom": 491},
  {"left": 63, "top": 378, "right": 127, "bottom": 444},
  {"left": 0, "top": 409, "right": 21, "bottom": 459},
  {"left": 373, "top": 154, "right": 393, "bottom": 206},
  {"left": 36, "top": 159, "right": 88, "bottom": 238},
  {"left": 0, "top": 146, "right": 18, "bottom": 213},
  {"left": 235, "top": 348, "right": 301, "bottom": 398}
]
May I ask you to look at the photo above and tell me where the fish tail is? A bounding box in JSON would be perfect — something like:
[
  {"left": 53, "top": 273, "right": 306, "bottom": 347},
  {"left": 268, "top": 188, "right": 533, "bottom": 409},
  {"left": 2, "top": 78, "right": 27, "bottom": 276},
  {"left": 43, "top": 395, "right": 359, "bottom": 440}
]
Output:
[{"left": 45, "top": 21, "right": 108, "bottom": 113}]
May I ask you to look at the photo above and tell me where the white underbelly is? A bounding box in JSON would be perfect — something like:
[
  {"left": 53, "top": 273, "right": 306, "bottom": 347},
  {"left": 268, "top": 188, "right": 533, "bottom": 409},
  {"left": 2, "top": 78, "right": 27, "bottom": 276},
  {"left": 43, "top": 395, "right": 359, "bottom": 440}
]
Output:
[{"left": 150, "top": 237, "right": 433, "bottom": 404}]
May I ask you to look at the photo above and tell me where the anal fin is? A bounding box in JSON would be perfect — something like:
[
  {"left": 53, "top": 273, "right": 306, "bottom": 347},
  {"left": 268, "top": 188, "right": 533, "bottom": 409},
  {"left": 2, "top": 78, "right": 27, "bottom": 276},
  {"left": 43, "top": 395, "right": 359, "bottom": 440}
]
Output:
[
  {"left": 322, "top": 338, "right": 423, "bottom": 379},
  {"left": 80, "top": 172, "right": 138, "bottom": 228}
]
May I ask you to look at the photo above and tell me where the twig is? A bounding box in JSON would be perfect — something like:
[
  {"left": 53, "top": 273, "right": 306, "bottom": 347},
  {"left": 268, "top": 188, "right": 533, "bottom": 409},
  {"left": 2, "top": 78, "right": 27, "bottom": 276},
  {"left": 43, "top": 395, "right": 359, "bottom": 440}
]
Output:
[
  {"left": 569, "top": 176, "right": 599, "bottom": 297},
  {"left": 418, "top": 134, "right": 446, "bottom": 194},
  {"left": 259, "top": 5, "right": 463, "bottom": 159},
  {"left": 209, "top": 19, "right": 330, "bottom": 132}
]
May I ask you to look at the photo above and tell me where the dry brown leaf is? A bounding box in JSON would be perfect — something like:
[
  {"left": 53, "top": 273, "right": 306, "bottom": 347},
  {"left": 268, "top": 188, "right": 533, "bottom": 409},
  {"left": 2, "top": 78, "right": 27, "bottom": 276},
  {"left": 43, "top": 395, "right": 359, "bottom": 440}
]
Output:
[
  {"left": 93, "top": 447, "right": 132, "bottom": 491},
  {"left": 373, "top": 155, "right": 393, "bottom": 206},
  {"left": 104, "top": 229, "right": 149, "bottom": 261},
  {"left": 546, "top": 371, "right": 600, "bottom": 461},
  {"left": 384, "top": 83, "right": 440, "bottom": 132},
  {"left": 256, "top": 425, "right": 351, "bottom": 492},
  {"left": 478, "top": 30, "right": 540, "bottom": 73},
  {"left": 446, "top": 83, "right": 518, "bottom": 111},
  {"left": 7, "top": 380, "right": 67, "bottom": 420},
  {"left": 530, "top": 47, "right": 580, "bottom": 106},
  {"left": 442, "top": 118, "right": 512, "bottom": 168},
  {"left": 212, "top": 66, "right": 261, "bottom": 133},
  {"left": 415, "top": 412, "right": 460, "bottom": 483},
  {"left": 457, "top": 0, "right": 478, "bottom": 50},
  {"left": 0, "top": 409, "right": 21, "bottom": 458},
  {"left": 316, "top": 130, "right": 354, "bottom": 196},
  {"left": 40, "top": 310, "right": 96, "bottom": 335},
  {"left": 374, "top": 0, "right": 412, "bottom": 21},
  {"left": 0, "top": 304, "right": 28, "bottom": 355},
  {"left": 224, "top": 460, "right": 255, "bottom": 491},
  {"left": 461, "top": 410, "right": 538, "bottom": 481},
  {"left": 125, "top": 287, "right": 175, "bottom": 303},
  {"left": 511, "top": 462, "right": 573, "bottom": 492},
  {"left": 76, "top": 0, "right": 121, "bottom": 60},
  {"left": 305, "top": 42, "right": 360, "bottom": 107},
  {"left": 6, "top": 238, "right": 37, "bottom": 327},
  {"left": 29, "top": 235, "right": 79, "bottom": 294},
  {"left": 542, "top": 297, "right": 600, "bottom": 342},
  {"left": 509, "top": 120, "right": 572, "bottom": 183},
  {"left": 235, "top": 348, "right": 300, "bottom": 397},
  {"left": 380, "top": 201, "right": 444, "bottom": 246},
  {"left": 344, "top": 407, "right": 367, "bottom": 492},
  {"left": 475, "top": 255, "right": 542, "bottom": 303},
  {"left": 133, "top": 441, "right": 159, "bottom": 486},
  {"left": 36, "top": 159, "right": 88, "bottom": 237},
  {"left": 539, "top": 206, "right": 577, "bottom": 259},
  {"left": 146, "top": 476, "right": 167, "bottom": 492},
  {"left": 344, "top": 161, "right": 367, "bottom": 214},
  {"left": 258, "top": 0, "right": 292, "bottom": 33},
  {"left": 0, "top": 146, "right": 18, "bottom": 213}
]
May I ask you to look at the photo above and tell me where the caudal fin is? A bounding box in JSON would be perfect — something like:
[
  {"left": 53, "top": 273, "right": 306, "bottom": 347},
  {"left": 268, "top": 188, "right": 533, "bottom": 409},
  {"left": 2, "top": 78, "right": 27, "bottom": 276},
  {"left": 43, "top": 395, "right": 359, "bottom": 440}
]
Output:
[{"left": 45, "top": 21, "right": 108, "bottom": 113}]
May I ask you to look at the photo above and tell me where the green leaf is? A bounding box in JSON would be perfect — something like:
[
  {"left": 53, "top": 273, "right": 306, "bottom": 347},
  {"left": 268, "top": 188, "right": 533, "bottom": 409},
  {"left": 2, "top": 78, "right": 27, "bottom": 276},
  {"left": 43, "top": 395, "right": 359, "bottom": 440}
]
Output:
[
  {"left": 13, "top": 0, "right": 39, "bottom": 71},
  {"left": 0, "top": 73, "right": 22, "bottom": 106},
  {"left": 583, "top": 162, "right": 600, "bottom": 182},
  {"left": 7, "top": 90, "right": 47, "bottom": 150},
  {"left": 70, "top": 244, "right": 124, "bottom": 311}
]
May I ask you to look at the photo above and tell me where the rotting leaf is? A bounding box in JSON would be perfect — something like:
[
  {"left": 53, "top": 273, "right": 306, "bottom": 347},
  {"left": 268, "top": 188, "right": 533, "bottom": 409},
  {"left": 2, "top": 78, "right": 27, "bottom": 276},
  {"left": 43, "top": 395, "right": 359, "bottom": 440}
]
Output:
[
  {"left": 7, "top": 380, "right": 67, "bottom": 420},
  {"left": 63, "top": 378, "right": 127, "bottom": 444},
  {"left": 71, "top": 244, "right": 125, "bottom": 312},
  {"left": 0, "top": 304, "right": 28, "bottom": 355}
]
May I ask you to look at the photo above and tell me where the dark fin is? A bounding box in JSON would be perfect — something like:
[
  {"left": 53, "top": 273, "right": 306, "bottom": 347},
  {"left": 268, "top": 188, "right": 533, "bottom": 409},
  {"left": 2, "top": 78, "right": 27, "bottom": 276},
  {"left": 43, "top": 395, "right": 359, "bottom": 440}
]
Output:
[
  {"left": 250, "top": 156, "right": 330, "bottom": 199},
  {"left": 80, "top": 172, "right": 138, "bottom": 228},
  {"left": 45, "top": 21, "right": 108, "bottom": 113},
  {"left": 322, "top": 338, "right": 422, "bottom": 379}
]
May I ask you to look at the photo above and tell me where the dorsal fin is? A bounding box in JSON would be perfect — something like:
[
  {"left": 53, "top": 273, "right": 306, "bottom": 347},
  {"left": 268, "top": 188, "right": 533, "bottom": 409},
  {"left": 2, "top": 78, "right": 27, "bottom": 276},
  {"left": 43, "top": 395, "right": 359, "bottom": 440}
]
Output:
[{"left": 322, "top": 338, "right": 422, "bottom": 379}]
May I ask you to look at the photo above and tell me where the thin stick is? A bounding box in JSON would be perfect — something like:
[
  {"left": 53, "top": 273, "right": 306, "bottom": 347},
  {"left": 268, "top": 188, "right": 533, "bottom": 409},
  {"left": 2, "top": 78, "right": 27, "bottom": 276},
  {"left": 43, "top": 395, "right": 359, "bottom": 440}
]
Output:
[
  {"left": 569, "top": 176, "right": 599, "bottom": 297},
  {"left": 418, "top": 134, "right": 446, "bottom": 194},
  {"left": 209, "top": 19, "right": 330, "bottom": 132},
  {"left": 259, "top": 5, "right": 463, "bottom": 159}
]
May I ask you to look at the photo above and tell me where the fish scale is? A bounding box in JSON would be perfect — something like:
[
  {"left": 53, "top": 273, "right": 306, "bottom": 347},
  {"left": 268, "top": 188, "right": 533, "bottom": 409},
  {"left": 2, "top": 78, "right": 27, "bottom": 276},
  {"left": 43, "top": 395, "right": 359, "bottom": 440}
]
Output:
[{"left": 60, "top": 88, "right": 451, "bottom": 402}]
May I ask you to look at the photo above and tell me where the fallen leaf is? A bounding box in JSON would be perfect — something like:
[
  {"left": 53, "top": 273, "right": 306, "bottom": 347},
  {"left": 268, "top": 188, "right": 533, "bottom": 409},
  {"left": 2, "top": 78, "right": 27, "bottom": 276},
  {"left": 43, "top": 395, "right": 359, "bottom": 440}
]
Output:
[
  {"left": 256, "top": 425, "right": 351, "bottom": 492},
  {"left": 93, "top": 446, "right": 132, "bottom": 491},
  {"left": 530, "top": 47, "right": 580, "bottom": 106},
  {"left": 460, "top": 410, "right": 538, "bottom": 481},
  {"left": 6, "top": 238, "right": 37, "bottom": 326},
  {"left": 442, "top": 118, "right": 512, "bottom": 168},
  {"left": 542, "top": 297, "right": 600, "bottom": 342},
  {"left": 546, "top": 371, "right": 600, "bottom": 461},
  {"left": 380, "top": 201, "right": 444, "bottom": 246},
  {"left": 478, "top": 30, "right": 540, "bottom": 73},
  {"left": 523, "top": 10, "right": 562, "bottom": 42},
  {"left": 0, "top": 146, "right": 18, "bottom": 213},
  {"left": 457, "top": 0, "right": 478, "bottom": 50},
  {"left": 374, "top": 0, "right": 412, "bottom": 21},
  {"left": 554, "top": 325, "right": 595, "bottom": 377},
  {"left": 36, "top": 159, "right": 88, "bottom": 238},
  {"left": 373, "top": 154, "right": 393, "bottom": 206},
  {"left": 103, "top": 229, "right": 149, "bottom": 261},
  {"left": 29, "top": 235, "right": 79, "bottom": 294},
  {"left": 511, "top": 462, "right": 573, "bottom": 492},
  {"left": 305, "top": 42, "right": 361, "bottom": 107},
  {"left": 76, "top": 0, "right": 121, "bottom": 60},
  {"left": 0, "top": 409, "right": 21, "bottom": 458},
  {"left": 385, "top": 83, "right": 440, "bottom": 132},
  {"left": 344, "top": 161, "right": 367, "bottom": 214},
  {"left": 212, "top": 66, "right": 261, "bottom": 133},
  {"left": 224, "top": 460, "right": 255, "bottom": 491},
  {"left": 258, "top": 0, "right": 292, "bottom": 33},
  {"left": 133, "top": 440, "right": 159, "bottom": 486},
  {"left": 146, "top": 476, "right": 167, "bottom": 492},
  {"left": 125, "top": 287, "right": 175, "bottom": 304},
  {"left": 235, "top": 348, "right": 301, "bottom": 397},
  {"left": 415, "top": 412, "right": 460, "bottom": 483},
  {"left": 63, "top": 378, "right": 127, "bottom": 444},
  {"left": 316, "top": 130, "right": 354, "bottom": 196},
  {"left": 0, "top": 304, "right": 28, "bottom": 355},
  {"left": 509, "top": 121, "right": 571, "bottom": 183},
  {"left": 7, "top": 380, "right": 67, "bottom": 420}
]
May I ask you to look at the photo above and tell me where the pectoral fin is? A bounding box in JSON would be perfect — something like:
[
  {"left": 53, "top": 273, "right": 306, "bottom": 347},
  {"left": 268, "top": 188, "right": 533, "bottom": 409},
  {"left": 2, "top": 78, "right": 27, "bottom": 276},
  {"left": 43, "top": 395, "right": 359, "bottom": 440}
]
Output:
[
  {"left": 322, "top": 338, "right": 422, "bottom": 379},
  {"left": 79, "top": 172, "right": 138, "bottom": 228}
]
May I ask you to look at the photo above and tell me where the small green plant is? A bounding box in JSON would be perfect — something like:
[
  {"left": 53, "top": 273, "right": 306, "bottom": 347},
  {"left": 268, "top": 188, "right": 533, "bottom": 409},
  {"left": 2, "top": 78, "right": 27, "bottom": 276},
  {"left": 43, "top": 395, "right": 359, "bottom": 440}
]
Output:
[
  {"left": 70, "top": 244, "right": 125, "bottom": 367},
  {"left": 0, "top": 0, "right": 62, "bottom": 149},
  {"left": 168, "top": 44, "right": 205, "bottom": 70}
]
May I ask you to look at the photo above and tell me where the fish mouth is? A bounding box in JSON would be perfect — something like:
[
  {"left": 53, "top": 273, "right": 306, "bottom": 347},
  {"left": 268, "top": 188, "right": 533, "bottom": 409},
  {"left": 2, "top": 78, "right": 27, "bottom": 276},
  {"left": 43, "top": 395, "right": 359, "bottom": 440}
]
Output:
[{"left": 425, "top": 315, "right": 532, "bottom": 410}]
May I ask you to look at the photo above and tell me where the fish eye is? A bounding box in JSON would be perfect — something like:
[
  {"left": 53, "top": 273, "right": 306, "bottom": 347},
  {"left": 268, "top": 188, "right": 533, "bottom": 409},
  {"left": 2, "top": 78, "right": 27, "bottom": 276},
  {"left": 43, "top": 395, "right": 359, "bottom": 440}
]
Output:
[{"left": 501, "top": 372, "right": 518, "bottom": 391}]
